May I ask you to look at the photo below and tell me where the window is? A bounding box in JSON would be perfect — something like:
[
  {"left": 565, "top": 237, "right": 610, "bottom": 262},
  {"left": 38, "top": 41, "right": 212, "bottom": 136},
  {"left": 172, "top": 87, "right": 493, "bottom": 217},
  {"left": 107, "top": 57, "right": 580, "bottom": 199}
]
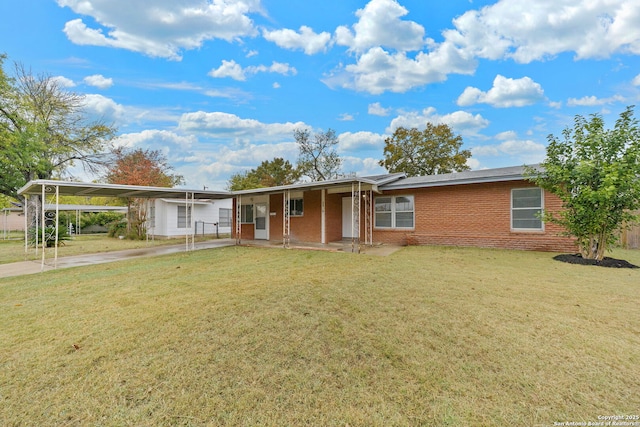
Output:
[
  {"left": 512, "top": 188, "right": 543, "bottom": 230},
  {"left": 148, "top": 206, "right": 155, "bottom": 228},
  {"left": 177, "top": 205, "right": 192, "bottom": 228},
  {"left": 219, "top": 208, "right": 232, "bottom": 227},
  {"left": 240, "top": 204, "right": 253, "bottom": 223},
  {"left": 289, "top": 198, "right": 303, "bottom": 216},
  {"left": 375, "top": 195, "right": 414, "bottom": 229}
]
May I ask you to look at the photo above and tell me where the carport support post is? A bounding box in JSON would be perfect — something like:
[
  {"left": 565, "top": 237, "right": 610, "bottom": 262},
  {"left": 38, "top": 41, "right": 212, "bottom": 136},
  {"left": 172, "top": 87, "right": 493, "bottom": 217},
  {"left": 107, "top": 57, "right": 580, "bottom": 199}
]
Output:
[
  {"left": 41, "top": 185, "right": 45, "bottom": 271},
  {"left": 54, "top": 185, "right": 59, "bottom": 268},
  {"left": 235, "top": 195, "right": 242, "bottom": 245},
  {"left": 283, "top": 189, "right": 290, "bottom": 248},
  {"left": 24, "top": 198, "right": 28, "bottom": 254},
  {"left": 351, "top": 182, "right": 361, "bottom": 253}
]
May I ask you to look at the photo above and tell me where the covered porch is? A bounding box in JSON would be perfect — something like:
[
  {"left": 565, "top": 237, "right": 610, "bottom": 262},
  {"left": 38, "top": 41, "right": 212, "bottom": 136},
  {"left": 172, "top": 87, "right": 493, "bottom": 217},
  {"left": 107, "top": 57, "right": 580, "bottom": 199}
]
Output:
[{"left": 233, "top": 175, "right": 403, "bottom": 253}]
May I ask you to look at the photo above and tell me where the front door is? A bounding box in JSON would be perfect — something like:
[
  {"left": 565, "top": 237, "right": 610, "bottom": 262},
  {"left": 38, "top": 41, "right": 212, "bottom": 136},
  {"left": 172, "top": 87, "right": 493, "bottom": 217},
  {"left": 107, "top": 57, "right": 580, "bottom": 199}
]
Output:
[
  {"left": 342, "top": 197, "right": 353, "bottom": 238},
  {"left": 254, "top": 203, "right": 268, "bottom": 240}
]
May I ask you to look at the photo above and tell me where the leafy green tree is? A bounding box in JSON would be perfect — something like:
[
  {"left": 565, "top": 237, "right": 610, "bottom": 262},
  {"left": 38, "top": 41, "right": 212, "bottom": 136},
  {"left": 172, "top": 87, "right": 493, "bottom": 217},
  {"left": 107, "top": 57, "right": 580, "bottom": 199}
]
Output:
[
  {"left": 295, "top": 128, "right": 342, "bottom": 181},
  {"left": 0, "top": 55, "right": 116, "bottom": 199},
  {"left": 228, "top": 158, "right": 301, "bottom": 190},
  {"left": 379, "top": 123, "right": 471, "bottom": 177},
  {"left": 526, "top": 106, "right": 640, "bottom": 261}
]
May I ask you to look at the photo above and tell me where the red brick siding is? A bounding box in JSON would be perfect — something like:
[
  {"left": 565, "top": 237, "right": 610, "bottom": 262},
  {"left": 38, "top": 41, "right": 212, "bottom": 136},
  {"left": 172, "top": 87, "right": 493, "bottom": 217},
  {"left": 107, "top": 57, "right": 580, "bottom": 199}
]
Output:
[
  {"left": 373, "top": 180, "right": 576, "bottom": 252},
  {"left": 232, "top": 180, "right": 577, "bottom": 252},
  {"left": 325, "top": 193, "right": 344, "bottom": 242}
]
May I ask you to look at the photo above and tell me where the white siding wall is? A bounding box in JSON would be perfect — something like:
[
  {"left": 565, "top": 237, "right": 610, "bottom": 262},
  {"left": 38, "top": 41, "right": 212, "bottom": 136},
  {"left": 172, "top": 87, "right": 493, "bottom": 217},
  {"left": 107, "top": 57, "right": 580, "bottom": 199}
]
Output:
[{"left": 149, "top": 198, "right": 232, "bottom": 237}]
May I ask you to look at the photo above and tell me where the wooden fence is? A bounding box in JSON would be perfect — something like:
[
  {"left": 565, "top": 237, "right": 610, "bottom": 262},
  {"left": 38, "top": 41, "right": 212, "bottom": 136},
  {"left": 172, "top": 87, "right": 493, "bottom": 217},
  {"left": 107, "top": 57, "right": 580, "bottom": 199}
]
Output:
[{"left": 620, "top": 223, "right": 640, "bottom": 249}]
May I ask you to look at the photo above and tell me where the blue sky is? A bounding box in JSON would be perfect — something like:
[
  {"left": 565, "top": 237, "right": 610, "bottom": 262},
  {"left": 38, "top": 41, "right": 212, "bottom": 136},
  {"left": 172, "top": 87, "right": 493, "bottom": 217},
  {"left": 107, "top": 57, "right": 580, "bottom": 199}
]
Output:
[{"left": 2, "top": 0, "right": 640, "bottom": 189}]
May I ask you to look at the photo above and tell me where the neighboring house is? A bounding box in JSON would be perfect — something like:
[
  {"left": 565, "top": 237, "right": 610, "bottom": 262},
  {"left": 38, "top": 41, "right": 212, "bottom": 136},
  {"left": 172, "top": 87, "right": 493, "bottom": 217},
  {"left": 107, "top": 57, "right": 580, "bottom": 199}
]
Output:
[
  {"left": 232, "top": 165, "right": 577, "bottom": 253},
  {"left": 148, "top": 198, "right": 233, "bottom": 238},
  {"left": 2, "top": 208, "right": 24, "bottom": 235}
]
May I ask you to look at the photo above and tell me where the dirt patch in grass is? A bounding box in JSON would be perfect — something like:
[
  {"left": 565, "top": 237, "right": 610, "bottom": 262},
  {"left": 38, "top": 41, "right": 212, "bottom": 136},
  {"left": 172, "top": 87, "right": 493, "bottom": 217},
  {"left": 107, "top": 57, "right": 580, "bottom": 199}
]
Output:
[{"left": 553, "top": 253, "right": 639, "bottom": 268}]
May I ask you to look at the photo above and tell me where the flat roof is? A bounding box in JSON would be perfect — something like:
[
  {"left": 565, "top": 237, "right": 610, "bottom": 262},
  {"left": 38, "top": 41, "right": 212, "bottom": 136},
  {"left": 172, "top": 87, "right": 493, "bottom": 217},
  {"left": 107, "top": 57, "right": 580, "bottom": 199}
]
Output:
[
  {"left": 379, "top": 165, "right": 536, "bottom": 190},
  {"left": 18, "top": 180, "right": 232, "bottom": 200},
  {"left": 232, "top": 175, "right": 385, "bottom": 196}
]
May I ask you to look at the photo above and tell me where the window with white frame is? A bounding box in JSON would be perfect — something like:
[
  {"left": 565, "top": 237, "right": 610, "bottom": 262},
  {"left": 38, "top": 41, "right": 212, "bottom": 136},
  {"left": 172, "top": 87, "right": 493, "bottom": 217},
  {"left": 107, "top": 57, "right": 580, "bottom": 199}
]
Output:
[
  {"left": 511, "top": 188, "right": 543, "bottom": 230},
  {"left": 177, "top": 205, "right": 192, "bottom": 228},
  {"left": 289, "top": 198, "right": 303, "bottom": 216},
  {"left": 148, "top": 206, "right": 155, "bottom": 228},
  {"left": 219, "top": 208, "right": 232, "bottom": 227},
  {"left": 240, "top": 204, "right": 253, "bottom": 223},
  {"left": 375, "top": 195, "right": 414, "bottom": 229}
]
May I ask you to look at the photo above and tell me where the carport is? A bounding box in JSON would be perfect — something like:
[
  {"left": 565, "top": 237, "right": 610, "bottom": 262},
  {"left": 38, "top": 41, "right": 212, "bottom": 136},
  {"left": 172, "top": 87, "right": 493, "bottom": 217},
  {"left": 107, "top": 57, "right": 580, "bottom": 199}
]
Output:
[{"left": 18, "top": 180, "right": 232, "bottom": 271}]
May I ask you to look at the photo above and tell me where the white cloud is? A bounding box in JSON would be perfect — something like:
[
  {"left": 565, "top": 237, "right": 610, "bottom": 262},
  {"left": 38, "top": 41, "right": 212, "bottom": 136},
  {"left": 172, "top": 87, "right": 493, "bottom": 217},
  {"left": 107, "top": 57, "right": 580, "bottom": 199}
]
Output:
[
  {"left": 114, "top": 129, "right": 196, "bottom": 150},
  {"left": 208, "top": 60, "right": 246, "bottom": 80},
  {"left": 338, "top": 113, "right": 354, "bottom": 121},
  {"left": 340, "top": 156, "right": 387, "bottom": 177},
  {"left": 457, "top": 75, "right": 545, "bottom": 108},
  {"left": 262, "top": 26, "right": 332, "bottom": 55},
  {"left": 82, "top": 93, "right": 126, "bottom": 122},
  {"left": 633, "top": 74, "right": 640, "bottom": 86},
  {"left": 338, "top": 131, "right": 386, "bottom": 152},
  {"left": 57, "top": 0, "right": 261, "bottom": 60},
  {"left": 388, "top": 107, "right": 490, "bottom": 136},
  {"left": 83, "top": 74, "right": 113, "bottom": 89},
  {"left": 335, "top": 0, "right": 425, "bottom": 53},
  {"left": 327, "top": 43, "right": 475, "bottom": 94},
  {"left": 445, "top": 0, "right": 640, "bottom": 64},
  {"left": 178, "top": 111, "right": 307, "bottom": 141},
  {"left": 566, "top": 94, "right": 625, "bottom": 106},
  {"left": 368, "top": 102, "right": 391, "bottom": 116},
  {"left": 471, "top": 133, "right": 546, "bottom": 164},
  {"left": 330, "top": 0, "right": 640, "bottom": 94},
  {"left": 208, "top": 60, "right": 297, "bottom": 81},
  {"left": 52, "top": 75, "right": 76, "bottom": 88},
  {"left": 466, "top": 157, "right": 481, "bottom": 170}
]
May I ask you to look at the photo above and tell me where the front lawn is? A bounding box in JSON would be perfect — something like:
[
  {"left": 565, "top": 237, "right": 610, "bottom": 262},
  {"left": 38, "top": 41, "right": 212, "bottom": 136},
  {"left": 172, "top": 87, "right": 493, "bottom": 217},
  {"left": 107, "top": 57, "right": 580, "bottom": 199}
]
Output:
[{"left": 1, "top": 246, "right": 638, "bottom": 426}]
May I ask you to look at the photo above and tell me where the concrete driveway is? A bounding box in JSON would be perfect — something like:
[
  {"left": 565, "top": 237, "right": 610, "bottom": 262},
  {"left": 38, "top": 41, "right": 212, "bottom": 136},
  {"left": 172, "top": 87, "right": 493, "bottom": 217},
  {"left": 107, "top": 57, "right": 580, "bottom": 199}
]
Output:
[{"left": 0, "top": 239, "right": 235, "bottom": 279}]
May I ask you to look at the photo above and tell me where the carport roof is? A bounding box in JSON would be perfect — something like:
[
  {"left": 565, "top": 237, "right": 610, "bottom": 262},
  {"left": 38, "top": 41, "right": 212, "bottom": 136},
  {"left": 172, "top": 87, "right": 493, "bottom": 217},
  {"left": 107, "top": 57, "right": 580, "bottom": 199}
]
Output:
[{"left": 18, "top": 180, "right": 232, "bottom": 200}]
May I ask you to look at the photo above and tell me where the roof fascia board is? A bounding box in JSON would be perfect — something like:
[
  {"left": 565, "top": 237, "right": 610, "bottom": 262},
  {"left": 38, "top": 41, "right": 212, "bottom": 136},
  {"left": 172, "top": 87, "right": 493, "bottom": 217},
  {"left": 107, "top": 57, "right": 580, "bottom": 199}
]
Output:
[{"left": 381, "top": 174, "right": 527, "bottom": 191}]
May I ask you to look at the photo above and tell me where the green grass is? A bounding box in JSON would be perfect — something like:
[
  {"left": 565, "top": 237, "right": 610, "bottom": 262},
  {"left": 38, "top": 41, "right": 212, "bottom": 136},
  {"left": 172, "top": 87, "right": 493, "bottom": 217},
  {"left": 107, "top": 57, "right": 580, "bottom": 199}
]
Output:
[
  {"left": 1, "top": 245, "right": 639, "bottom": 426},
  {"left": 0, "top": 234, "right": 226, "bottom": 265}
]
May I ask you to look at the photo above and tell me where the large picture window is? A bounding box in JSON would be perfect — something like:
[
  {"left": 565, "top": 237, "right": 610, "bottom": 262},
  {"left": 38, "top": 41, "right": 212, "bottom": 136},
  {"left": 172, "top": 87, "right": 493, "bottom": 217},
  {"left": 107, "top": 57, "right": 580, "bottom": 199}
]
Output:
[
  {"left": 511, "top": 188, "right": 543, "bottom": 230},
  {"left": 177, "top": 205, "right": 192, "bottom": 229},
  {"left": 240, "top": 204, "right": 254, "bottom": 224},
  {"left": 375, "top": 195, "right": 414, "bottom": 229}
]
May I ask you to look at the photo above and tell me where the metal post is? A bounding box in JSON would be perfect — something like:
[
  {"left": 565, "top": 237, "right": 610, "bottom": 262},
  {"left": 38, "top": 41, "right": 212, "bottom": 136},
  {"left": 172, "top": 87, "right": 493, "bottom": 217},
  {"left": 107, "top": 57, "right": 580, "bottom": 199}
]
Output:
[
  {"left": 235, "top": 195, "right": 242, "bottom": 245},
  {"left": 54, "top": 185, "right": 59, "bottom": 268},
  {"left": 24, "top": 200, "right": 28, "bottom": 254},
  {"left": 41, "top": 185, "right": 45, "bottom": 271},
  {"left": 283, "top": 190, "right": 290, "bottom": 248},
  {"left": 351, "top": 182, "right": 361, "bottom": 253}
]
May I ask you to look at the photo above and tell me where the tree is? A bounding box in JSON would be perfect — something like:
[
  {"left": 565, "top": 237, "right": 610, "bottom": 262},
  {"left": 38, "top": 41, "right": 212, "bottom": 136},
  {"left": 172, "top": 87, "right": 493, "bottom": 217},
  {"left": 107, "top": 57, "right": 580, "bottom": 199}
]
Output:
[
  {"left": 526, "top": 106, "right": 640, "bottom": 261},
  {"left": 104, "top": 147, "right": 184, "bottom": 239},
  {"left": 0, "top": 55, "right": 116, "bottom": 200},
  {"left": 379, "top": 123, "right": 471, "bottom": 177},
  {"left": 295, "top": 128, "right": 342, "bottom": 181},
  {"left": 227, "top": 157, "right": 301, "bottom": 190},
  {"left": 105, "top": 147, "right": 184, "bottom": 187}
]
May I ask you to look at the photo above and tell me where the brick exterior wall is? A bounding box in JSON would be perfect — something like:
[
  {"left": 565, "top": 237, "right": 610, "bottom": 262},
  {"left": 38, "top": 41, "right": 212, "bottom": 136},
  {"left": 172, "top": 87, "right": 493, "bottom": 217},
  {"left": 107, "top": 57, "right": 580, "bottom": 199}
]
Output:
[
  {"left": 375, "top": 180, "right": 576, "bottom": 252},
  {"left": 231, "top": 180, "right": 577, "bottom": 253}
]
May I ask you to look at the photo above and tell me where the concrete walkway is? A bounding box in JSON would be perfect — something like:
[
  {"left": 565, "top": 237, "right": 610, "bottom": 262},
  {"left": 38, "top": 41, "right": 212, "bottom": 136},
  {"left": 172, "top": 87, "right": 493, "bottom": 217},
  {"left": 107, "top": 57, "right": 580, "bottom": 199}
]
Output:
[
  {"left": 0, "top": 239, "right": 235, "bottom": 279},
  {"left": 0, "top": 238, "right": 402, "bottom": 279}
]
